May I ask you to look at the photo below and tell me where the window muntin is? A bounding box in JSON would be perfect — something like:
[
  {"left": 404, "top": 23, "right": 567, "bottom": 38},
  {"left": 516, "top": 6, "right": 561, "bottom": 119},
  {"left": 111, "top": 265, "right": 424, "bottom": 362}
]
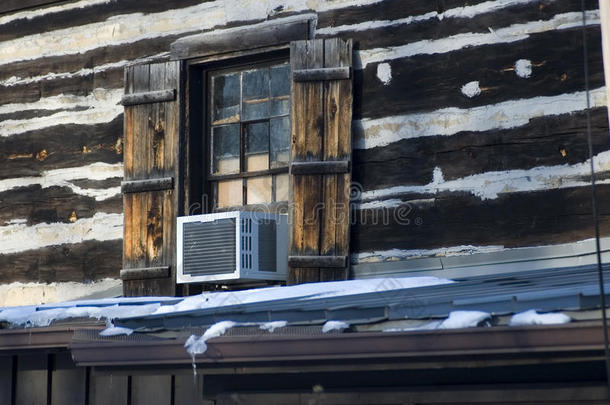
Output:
[{"left": 208, "top": 60, "right": 290, "bottom": 209}]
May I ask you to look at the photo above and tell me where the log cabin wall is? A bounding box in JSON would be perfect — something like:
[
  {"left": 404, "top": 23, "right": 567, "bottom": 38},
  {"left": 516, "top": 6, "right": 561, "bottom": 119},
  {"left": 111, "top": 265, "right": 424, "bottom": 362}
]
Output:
[{"left": 0, "top": 0, "right": 606, "bottom": 302}]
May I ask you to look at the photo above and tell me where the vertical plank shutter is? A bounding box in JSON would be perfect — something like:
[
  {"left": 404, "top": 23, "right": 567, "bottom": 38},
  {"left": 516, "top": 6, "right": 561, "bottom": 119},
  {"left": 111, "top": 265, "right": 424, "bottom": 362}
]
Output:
[
  {"left": 288, "top": 38, "right": 353, "bottom": 284},
  {"left": 121, "top": 61, "right": 181, "bottom": 296}
]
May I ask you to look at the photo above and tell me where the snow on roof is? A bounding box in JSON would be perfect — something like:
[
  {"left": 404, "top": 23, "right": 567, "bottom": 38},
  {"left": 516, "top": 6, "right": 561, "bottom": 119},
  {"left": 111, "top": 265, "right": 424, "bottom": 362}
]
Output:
[{"left": 0, "top": 276, "right": 453, "bottom": 328}]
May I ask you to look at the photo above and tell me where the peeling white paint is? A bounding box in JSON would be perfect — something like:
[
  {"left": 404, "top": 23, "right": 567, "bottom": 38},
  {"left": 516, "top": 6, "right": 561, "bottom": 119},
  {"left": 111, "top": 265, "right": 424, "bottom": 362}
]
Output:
[
  {"left": 359, "top": 150, "right": 610, "bottom": 203},
  {"left": 0, "top": 162, "right": 123, "bottom": 200},
  {"left": 0, "top": 278, "right": 122, "bottom": 307},
  {"left": 461, "top": 81, "right": 481, "bottom": 98},
  {"left": 0, "top": 88, "right": 123, "bottom": 137},
  {"left": 354, "top": 87, "right": 607, "bottom": 149},
  {"left": 515, "top": 58, "right": 533, "bottom": 78},
  {"left": 318, "top": 0, "right": 537, "bottom": 35},
  {"left": 0, "top": 212, "right": 123, "bottom": 255},
  {"left": 357, "top": 11, "right": 600, "bottom": 68},
  {"left": 376, "top": 62, "right": 392, "bottom": 85}
]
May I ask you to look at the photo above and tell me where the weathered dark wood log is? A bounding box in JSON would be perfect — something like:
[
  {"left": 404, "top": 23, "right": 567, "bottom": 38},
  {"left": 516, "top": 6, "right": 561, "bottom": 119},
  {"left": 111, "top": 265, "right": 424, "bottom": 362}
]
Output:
[
  {"left": 0, "top": 106, "right": 88, "bottom": 123},
  {"left": 319, "top": 0, "right": 595, "bottom": 51},
  {"left": 351, "top": 185, "right": 610, "bottom": 254},
  {"left": 0, "top": 116, "right": 123, "bottom": 180},
  {"left": 121, "top": 177, "right": 174, "bottom": 194},
  {"left": 290, "top": 161, "right": 349, "bottom": 175},
  {"left": 120, "top": 266, "right": 170, "bottom": 280},
  {"left": 0, "top": 240, "right": 122, "bottom": 283},
  {"left": 355, "top": 26, "right": 604, "bottom": 119},
  {"left": 353, "top": 107, "right": 609, "bottom": 191},
  {"left": 0, "top": 184, "right": 122, "bottom": 226},
  {"left": 288, "top": 255, "right": 347, "bottom": 268},
  {"left": 121, "top": 89, "right": 176, "bottom": 106},
  {"left": 170, "top": 14, "right": 316, "bottom": 60},
  {"left": 317, "top": 0, "right": 486, "bottom": 29},
  {"left": 293, "top": 67, "right": 350, "bottom": 82},
  {"left": 0, "top": 0, "right": 61, "bottom": 15},
  {"left": 0, "top": 0, "right": 204, "bottom": 42}
]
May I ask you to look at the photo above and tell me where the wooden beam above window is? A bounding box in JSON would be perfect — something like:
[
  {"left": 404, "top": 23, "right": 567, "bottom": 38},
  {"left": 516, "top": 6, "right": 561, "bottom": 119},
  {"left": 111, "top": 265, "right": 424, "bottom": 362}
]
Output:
[{"left": 170, "top": 14, "right": 317, "bottom": 60}]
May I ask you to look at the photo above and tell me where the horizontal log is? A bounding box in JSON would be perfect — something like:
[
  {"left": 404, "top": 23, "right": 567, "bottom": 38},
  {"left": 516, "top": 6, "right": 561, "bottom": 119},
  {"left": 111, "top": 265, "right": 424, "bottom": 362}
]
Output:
[
  {"left": 121, "top": 177, "right": 174, "bottom": 194},
  {"left": 0, "top": 184, "right": 122, "bottom": 226},
  {"left": 288, "top": 256, "right": 347, "bottom": 268},
  {"left": 355, "top": 26, "right": 604, "bottom": 119},
  {"left": 0, "top": 240, "right": 121, "bottom": 283},
  {"left": 120, "top": 266, "right": 170, "bottom": 280},
  {"left": 290, "top": 161, "right": 349, "bottom": 175},
  {"left": 170, "top": 14, "right": 315, "bottom": 60},
  {"left": 319, "top": 0, "right": 593, "bottom": 53},
  {"left": 121, "top": 89, "right": 176, "bottom": 106},
  {"left": 353, "top": 107, "right": 609, "bottom": 190},
  {"left": 0, "top": 0, "right": 204, "bottom": 43},
  {"left": 0, "top": 33, "right": 180, "bottom": 87},
  {"left": 0, "top": 0, "right": 61, "bottom": 15},
  {"left": 351, "top": 185, "right": 610, "bottom": 253},
  {"left": 0, "top": 106, "right": 88, "bottom": 123},
  {"left": 293, "top": 67, "right": 350, "bottom": 82},
  {"left": 316, "top": 0, "right": 509, "bottom": 29},
  {"left": 0, "top": 116, "right": 123, "bottom": 180}
]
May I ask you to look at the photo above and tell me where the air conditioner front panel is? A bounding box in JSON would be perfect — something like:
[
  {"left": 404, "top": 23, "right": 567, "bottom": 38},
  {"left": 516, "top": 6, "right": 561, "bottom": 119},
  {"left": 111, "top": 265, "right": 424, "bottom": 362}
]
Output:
[{"left": 182, "top": 218, "right": 236, "bottom": 276}]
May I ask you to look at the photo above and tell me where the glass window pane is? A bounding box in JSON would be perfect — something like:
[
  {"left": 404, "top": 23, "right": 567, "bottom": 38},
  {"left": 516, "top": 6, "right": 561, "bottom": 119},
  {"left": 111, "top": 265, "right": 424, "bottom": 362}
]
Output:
[
  {"left": 242, "top": 68, "right": 269, "bottom": 121},
  {"left": 247, "top": 176, "right": 272, "bottom": 205},
  {"left": 217, "top": 179, "right": 243, "bottom": 208},
  {"left": 211, "top": 73, "right": 240, "bottom": 124},
  {"left": 271, "top": 64, "right": 290, "bottom": 116},
  {"left": 270, "top": 116, "right": 290, "bottom": 168},
  {"left": 245, "top": 122, "right": 269, "bottom": 172},
  {"left": 275, "top": 173, "right": 289, "bottom": 202},
  {"left": 212, "top": 124, "right": 240, "bottom": 175}
]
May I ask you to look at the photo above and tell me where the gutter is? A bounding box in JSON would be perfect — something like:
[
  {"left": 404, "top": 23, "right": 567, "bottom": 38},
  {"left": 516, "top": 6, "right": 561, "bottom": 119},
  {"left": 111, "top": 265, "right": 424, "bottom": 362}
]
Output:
[
  {"left": 70, "top": 322, "right": 610, "bottom": 369},
  {"left": 0, "top": 326, "right": 101, "bottom": 352}
]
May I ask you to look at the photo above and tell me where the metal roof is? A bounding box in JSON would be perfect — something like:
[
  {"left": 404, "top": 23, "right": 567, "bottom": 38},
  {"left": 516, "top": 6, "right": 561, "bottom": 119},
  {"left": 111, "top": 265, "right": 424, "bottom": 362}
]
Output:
[{"left": 115, "top": 263, "right": 610, "bottom": 331}]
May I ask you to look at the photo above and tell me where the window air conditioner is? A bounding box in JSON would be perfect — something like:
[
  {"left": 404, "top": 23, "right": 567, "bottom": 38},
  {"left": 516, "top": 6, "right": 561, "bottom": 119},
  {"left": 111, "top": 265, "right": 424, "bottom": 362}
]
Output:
[{"left": 177, "top": 211, "right": 288, "bottom": 284}]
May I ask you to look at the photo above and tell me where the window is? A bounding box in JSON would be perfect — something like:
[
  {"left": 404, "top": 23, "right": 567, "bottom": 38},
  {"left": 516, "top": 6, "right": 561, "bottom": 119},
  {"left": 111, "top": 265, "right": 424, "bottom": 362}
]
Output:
[
  {"left": 207, "top": 60, "right": 291, "bottom": 209},
  {"left": 121, "top": 16, "right": 353, "bottom": 294}
]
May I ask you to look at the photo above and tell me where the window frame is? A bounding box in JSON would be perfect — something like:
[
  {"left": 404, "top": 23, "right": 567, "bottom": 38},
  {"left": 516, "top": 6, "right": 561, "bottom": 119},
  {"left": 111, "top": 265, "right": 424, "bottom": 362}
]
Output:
[{"left": 184, "top": 46, "right": 291, "bottom": 215}]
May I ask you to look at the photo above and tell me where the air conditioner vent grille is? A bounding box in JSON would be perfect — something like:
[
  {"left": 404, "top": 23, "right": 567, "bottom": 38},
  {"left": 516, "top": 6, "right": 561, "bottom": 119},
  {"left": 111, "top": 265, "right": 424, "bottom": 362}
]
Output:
[
  {"left": 182, "top": 218, "right": 236, "bottom": 276},
  {"left": 258, "top": 219, "right": 277, "bottom": 272}
]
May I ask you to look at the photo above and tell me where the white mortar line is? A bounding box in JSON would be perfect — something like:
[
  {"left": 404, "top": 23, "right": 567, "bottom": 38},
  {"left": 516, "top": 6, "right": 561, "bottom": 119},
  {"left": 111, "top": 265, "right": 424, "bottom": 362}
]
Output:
[
  {"left": 0, "top": 89, "right": 123, "bottom": 137},
  {"left": 0, "top": 162, "right": 123, "bottom": 201},
  {"left": 0, "top": 212, "right": 123, "bottom": 255},
  {"left": 358, "top": 150, "right": 610, "bottom": 204},
  {"left": 354, "top": 87, "right": 607, "bottom": 150}
]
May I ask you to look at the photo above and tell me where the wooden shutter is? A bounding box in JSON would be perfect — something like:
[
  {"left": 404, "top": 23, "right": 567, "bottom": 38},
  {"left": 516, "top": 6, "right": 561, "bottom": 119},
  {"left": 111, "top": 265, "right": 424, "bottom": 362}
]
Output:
[
  {"left": 121, "top": 61, "right": 181, "bottom": 296},
  {"left": 288, "top": 38, "right": 353, "bottom": 284}
]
